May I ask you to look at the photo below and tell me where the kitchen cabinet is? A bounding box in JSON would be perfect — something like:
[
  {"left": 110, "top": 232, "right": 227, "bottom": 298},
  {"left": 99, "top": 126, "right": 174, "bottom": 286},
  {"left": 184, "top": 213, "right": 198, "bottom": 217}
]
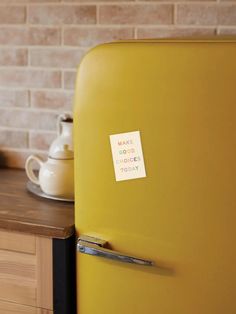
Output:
[
  {"left": 0, "top": 169, "right": 76, "bottom": 314},
  {"left": 0, "top": 230, "right": 52, "bottom": 313}
]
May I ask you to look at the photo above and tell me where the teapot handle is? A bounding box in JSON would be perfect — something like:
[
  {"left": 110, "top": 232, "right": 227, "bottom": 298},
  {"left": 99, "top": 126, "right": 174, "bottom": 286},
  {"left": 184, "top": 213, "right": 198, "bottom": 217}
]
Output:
[
  {"left": 57, "top": 112, "right": 73, "bottom": 135},
  {"left": 25, "top": 155, "right": 44, "bottom": 185}
]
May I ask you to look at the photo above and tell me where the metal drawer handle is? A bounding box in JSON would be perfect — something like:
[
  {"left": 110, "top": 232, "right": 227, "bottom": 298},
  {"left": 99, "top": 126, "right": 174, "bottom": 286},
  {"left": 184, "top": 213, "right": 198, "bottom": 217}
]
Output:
[{"left": 77, "top": 235, "right": 154, "bottom": 267}]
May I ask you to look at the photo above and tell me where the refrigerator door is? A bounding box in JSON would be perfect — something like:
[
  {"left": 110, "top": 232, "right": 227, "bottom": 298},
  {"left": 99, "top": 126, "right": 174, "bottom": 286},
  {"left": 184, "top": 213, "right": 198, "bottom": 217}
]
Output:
[{"left": 74, "top": 39, "right": 236, "bottom": 314}]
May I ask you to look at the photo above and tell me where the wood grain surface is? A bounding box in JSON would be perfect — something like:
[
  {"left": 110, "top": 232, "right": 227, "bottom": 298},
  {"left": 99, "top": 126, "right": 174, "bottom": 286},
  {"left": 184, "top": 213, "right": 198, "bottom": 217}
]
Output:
[
  {"left": 0, "top": 229, "right": 36, "bottom": 254},
  {"left": 0, "top": 247, "right": 37, "bottom": 306},
  {"left": 0, "top": 299, "right": 53, "bottom": 314},
  {"left": 0, "top": 168, "right": 74, "bottom": 239},
  {"left": 0, "top": 230, "right": 53, "bottom": 312},
  {"left": 36, "top": 237, "right": 53, "bottom": 310}
]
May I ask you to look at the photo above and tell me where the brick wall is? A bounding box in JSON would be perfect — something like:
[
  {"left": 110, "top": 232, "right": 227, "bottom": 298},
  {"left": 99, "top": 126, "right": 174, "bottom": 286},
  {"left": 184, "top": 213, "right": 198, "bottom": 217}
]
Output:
[{"left": 0, "top": 1, "right": 235, "bottom": 168}]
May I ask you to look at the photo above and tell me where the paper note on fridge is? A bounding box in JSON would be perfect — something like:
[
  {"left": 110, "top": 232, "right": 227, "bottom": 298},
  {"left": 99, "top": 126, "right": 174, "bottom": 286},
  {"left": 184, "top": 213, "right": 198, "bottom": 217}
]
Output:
[{"left": 109, "top": 131, "right": 147, "bottom": 182}]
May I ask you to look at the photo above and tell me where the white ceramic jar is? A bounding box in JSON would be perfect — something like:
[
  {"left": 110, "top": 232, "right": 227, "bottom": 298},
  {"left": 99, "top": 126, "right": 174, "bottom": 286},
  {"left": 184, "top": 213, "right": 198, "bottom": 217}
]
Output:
[
  {"left": 25, "top": 112, "right": 74, "bottom": 199},
  {"left": 49, "top": 112, "right": 73, "bottom": 159}
]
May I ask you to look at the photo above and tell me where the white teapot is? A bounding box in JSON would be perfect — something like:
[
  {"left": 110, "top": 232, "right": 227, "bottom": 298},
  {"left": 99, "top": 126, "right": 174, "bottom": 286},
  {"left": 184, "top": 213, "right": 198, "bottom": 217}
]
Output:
[
  {"left": 25, "top": 113, "right": 74, "bottom": 199},
  {"left": 49, "top": 112, "right": 73, "bottom": 159}
]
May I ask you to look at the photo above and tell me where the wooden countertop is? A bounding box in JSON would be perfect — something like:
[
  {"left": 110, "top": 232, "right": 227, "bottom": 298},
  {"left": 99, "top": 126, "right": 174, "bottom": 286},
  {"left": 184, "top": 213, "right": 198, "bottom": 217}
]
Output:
[{"left": 0, "top": 168, "right": 75, "bottom": 239}]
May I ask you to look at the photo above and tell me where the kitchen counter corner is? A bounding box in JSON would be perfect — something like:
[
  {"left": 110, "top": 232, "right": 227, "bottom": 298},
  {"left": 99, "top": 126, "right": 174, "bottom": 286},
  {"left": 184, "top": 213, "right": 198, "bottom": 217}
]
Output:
[{"left": 0, "top": 168, "right": 75, "bottom": 239}]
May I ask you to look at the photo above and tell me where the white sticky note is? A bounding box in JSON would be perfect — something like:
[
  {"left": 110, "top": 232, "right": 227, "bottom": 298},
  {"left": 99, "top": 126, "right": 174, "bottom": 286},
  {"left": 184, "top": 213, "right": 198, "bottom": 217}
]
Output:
[{"left": 109, "top": 131, "right": 147, "bottom": 182}]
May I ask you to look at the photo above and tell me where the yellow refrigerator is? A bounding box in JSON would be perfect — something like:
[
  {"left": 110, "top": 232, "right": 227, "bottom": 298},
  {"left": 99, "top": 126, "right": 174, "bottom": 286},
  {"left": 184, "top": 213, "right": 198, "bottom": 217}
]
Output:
[{"left": 74, "top": 38, "right": 236, "bottom": 314}]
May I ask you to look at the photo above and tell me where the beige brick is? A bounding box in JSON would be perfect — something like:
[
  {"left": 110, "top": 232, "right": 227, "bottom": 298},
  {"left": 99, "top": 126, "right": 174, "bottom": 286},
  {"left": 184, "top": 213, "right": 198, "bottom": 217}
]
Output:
[
  {"left": 0, "top": 109, "right": 58, "bottom": 131},
  {"left": 140, "top": 0, "right": 218, "bottom": 3},
  {"left": 63, "top": 71, "right": 76, "bottom": 90},
  {"left": 28, "top": 5, "right": 96, "bottom": 25},
  {"left": 31, "top": 90, "right": 73, "bottom": 110},
  {"left": 30, "top": 48, "right": 85, "bottom": 68},
  {"left": 176, "top": 4, "right": 218, "bottom": 25},
  {"left": 218, "top": 5, "right": 236, "bottom": 25},
  {"left": 0, "top": 90, "right": 29, "bottom": 107},
  {"left": 29, "top": 27, "right": 61, "bottom": 45},
  {"left": 64, "top": 27, "right": 134, "bottom": 47},
  {"left": 99, "top": 4, "right": 173, "bottom": 25},
  {"left": 0, "top": 129, "right": 28, "bottom": 149},
  {"left": 28, "top": 0, "right": 61, "bottom": 2},
  {"left": 137, "top": 27, "right": 216, "bottom": 39},
  {"left": 0, "top": 27, "right": 60, "bottom": 46},
  {"left": 0, "top": 70, "right": 61, "bottom": 88},
  {"left": 218, "top": 28, "right": 236, "bottom": 35},
  {"left": 63, "top": 0, "right": 133, "bottom": 2},
  {"left": 0, "top": 6, "right": 26, "bottom": 24},
  {"left": 29, "top": 131, "right": 56, "bottom": 150},
  {"left": 0, "top": 0, "right": 60, "bottom": 2},
  {"left": 0, "top": 48, "right": 28, "bottom": 66}
]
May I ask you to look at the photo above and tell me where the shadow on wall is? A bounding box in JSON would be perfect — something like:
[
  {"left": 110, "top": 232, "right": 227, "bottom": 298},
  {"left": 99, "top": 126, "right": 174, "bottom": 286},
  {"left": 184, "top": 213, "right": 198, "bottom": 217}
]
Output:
[{"left": 0, "top": 151, "right": 7, "bottom": 168}]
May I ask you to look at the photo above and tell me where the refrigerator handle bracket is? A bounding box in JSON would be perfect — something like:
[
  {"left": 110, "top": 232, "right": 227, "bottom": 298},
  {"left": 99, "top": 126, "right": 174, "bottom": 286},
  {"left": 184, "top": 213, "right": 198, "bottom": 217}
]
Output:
[{"left": 77, "top": 235, "right": 154, "bottom": 267}]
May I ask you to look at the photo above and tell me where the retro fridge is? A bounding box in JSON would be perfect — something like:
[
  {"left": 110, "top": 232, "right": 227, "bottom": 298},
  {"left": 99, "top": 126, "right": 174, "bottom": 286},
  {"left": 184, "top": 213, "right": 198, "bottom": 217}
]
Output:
[{"left": 73, "top": 39, "right": 236, "bottom": 314}]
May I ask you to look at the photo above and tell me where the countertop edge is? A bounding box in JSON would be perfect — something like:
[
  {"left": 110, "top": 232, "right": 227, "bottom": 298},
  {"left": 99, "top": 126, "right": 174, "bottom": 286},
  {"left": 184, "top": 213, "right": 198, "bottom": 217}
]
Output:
[{"left": 0, "top": 218, "right": 75, "bottom": 239}]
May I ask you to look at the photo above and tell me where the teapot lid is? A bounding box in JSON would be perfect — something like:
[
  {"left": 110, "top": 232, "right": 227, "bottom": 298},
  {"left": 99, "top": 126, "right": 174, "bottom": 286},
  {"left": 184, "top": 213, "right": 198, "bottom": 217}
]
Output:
[
  {"left": 60, "top": 112, "right": 73, "bottom": 122},
  {"left": 49, "top": 144, "right": 73, "bottom": 159}
]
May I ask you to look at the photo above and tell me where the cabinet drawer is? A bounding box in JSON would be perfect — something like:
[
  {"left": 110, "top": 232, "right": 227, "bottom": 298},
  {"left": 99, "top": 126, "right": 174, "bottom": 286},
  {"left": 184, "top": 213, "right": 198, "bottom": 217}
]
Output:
[
  {"left": 0, "top": 299, "right": 53, "bottom": 314},
  {"left": 0, "top": 230, "right": 52, "bottom": 310},
  {"left": 0, "top": 249, "right": 36, "bottom": 306},
  {"left": 0, "top": 230, "right": 35, "bottom": 254}
]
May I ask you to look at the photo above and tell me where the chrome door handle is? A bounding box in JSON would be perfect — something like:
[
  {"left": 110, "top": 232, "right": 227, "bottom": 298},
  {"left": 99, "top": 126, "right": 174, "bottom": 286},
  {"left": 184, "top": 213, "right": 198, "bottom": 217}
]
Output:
[{"left": 77, "top": 235, "right": 154, "bottom": 267}]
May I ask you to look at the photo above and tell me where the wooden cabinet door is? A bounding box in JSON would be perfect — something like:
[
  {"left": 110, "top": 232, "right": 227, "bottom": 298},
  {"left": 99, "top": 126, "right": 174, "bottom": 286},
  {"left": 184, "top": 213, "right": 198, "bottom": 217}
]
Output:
[{"left": 0, "top": 230, "right": 53, "bottom": 311}]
